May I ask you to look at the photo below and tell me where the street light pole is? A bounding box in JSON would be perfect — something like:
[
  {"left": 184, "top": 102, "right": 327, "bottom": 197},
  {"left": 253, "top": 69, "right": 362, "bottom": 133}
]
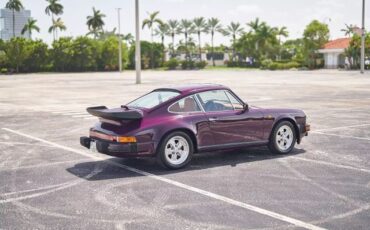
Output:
[
  {"left": 135, "top": 0, "right": 141, "bottom": 84},
  {"left": 117, "top": 8, "right": 122, "bottom": 72},
  {"left": 360, "top": 0, "right": 366, "bottom": 74}
]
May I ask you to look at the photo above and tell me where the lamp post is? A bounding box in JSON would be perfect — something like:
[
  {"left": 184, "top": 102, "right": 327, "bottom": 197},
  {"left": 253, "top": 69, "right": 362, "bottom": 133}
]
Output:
[
  {"left": 135, "top": 0, "right": 141, "bottom": 84},
  {"left": 117, "top": 8, "right": 122, "bottom": 72},
  {"left": 360, "top": 0, "right": 366, "bottom": 74}
]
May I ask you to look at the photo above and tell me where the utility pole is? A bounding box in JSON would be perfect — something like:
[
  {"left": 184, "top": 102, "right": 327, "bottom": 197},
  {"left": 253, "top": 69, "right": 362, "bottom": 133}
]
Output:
[
  {"left": 135, "top": 0, "right": 141, "bottom": 84},
  {"left": 360, "top": 0, "right": 366, "bottom": 74},
  {"left": 117, "top": 8, "right": 122, "bottom": 72}
]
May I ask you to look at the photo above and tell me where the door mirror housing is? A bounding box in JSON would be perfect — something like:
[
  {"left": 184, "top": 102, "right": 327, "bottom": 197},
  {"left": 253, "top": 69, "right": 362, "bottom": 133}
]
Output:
[{"left": 242, "top": 103, "right": 249, "bottom": 113}]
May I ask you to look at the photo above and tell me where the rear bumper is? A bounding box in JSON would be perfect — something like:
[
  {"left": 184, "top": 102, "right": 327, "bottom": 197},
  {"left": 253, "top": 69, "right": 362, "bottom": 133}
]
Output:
[{"left": 80, "top": 136, "right": 155, "bottom": 157}]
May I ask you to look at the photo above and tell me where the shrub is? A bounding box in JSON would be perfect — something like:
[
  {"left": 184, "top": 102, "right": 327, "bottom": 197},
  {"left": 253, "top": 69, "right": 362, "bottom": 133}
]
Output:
[
  {"left": 1, "top": 68, "right": 7, "bottom": 74},
  {"left": 164, "top": 58, "right": 179, "bottom": 70},
  {"left": 128, "top": 41, "right": 164, "bottom": 69},
  {"left": 260, "top": 59, "right": 301, "bottom": 70},
  {"left": 195, "top": 60, "right": 207, "bottom": 69},
  {"left": 226, "top": 61, "right": 259, "bottom": 68},
  {"left": 181, "top": 60, "right": 195, "bottom": 70}
]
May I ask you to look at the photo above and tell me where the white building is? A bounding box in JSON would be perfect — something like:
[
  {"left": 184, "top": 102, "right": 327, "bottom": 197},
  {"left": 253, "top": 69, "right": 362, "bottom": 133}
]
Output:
[
  {"left": 0, "top": 8, "right": 31, "bottom": 41},
  {"left": 318, "top": 38, "right": 351, "bottom": 69}
]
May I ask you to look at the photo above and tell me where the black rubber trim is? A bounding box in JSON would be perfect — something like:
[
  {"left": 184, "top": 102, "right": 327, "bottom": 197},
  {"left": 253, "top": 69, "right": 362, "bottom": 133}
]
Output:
[{"left": 86, "top": 106, "right": 143, "bottom": 120}]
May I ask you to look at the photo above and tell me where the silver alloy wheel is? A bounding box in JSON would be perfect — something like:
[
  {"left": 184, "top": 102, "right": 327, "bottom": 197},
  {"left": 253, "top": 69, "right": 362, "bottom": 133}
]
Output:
[
  {"left": 275, "top": 125, "right": 294, "bottom": 151},
  {"left": 164, "top": 136, "right": 190, "bottom": 165}
]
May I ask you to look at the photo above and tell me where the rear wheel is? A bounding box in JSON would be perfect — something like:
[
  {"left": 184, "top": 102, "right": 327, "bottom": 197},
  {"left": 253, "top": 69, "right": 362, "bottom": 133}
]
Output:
[
  {"left": 268, "top": 121, "right": 296, "bottom": 154},
  {"left": 157, "top": 131, "right": 193, "bottom": 169}
]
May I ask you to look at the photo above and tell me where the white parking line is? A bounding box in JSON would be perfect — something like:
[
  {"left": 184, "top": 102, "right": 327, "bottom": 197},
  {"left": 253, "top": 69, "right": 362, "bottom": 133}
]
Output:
[
  {"left": 289, "top": 157, "right": 370, "bottom": 174},
  {"left": 84, "top": 117, "right": 97, "bottom": 120},
  {"left": 1, "top": 127, "right": 325, "bottom": 230},
  {"left": 0, "top": 159, "right": 83, "bottom": 172},
  {"left": 314, "top": 123, "right": 370, "bottom": 132},
  {"left": 311, "top": 131, "right": 370, "bottom": 141},
  {"left": 72, "top": 115, "right": 92, "bottom": 118}
]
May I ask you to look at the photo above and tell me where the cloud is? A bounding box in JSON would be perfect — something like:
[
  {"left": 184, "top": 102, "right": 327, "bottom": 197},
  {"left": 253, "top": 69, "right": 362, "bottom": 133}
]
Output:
[{"left": 228, "top": 4, "right": 262, "bottom": 16}]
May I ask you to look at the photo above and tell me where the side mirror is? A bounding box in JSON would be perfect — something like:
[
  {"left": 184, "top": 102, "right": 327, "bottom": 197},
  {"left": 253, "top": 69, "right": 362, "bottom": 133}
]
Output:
[{"left": 242, "top": 103, "right": 249, "bottom": 113}]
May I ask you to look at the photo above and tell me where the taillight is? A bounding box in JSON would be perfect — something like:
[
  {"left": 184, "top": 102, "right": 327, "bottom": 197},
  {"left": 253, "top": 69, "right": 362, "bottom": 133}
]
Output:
[{"left": 116, "top": 136, "right": 137, "bottom": 143}]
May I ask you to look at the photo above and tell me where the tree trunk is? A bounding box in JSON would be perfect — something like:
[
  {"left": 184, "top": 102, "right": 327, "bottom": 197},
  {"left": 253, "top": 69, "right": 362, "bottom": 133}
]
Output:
[
  {"left": 172, "top": 34, "right": 175, "bottom": 57},
  {"left": 198, "top": 32, "right": 202, "bottom": 61},
  {"left": 232, "top": 34, "right": 236, "bottom": 62},
  {"left": 151, "top": 27, "right": 154, "bottom": 69},
  {"left": 211, "top": 31, "right": 215, "bottom": 67},
  {"left": 12, "top": 10, "right": 15, "bottom": 38},
  {"left": 185, "top": 33, "right": 188, "bottom": 60},
  {"left": 52, "top": 14, "right": 55, "bottom": 41},
  {"left": 162, "top": 36, "right": 165, "bottom": 64}
]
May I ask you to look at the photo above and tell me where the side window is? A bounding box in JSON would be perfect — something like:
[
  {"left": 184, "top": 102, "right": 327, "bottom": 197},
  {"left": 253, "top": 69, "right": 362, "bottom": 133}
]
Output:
[
  {"left": 168, "top": 96, "right": 201, "bottom": 113},
  {"left": 197, "top": 90, "right": 233, "bottom": 112},
  {"left": 225, "top": 91, "right": 244, "bottom": 110}
]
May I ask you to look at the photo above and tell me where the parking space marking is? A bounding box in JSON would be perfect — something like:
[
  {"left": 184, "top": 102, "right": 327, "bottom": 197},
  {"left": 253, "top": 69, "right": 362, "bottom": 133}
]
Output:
[
  {"left": 290, "top": 156, "right": 370, "bottom": 174},
  {"left": 0, "top": 162, "right": 103, "bottom": 204},
  {"left": 311, "top": 131, "right": 370, "bottom": 141},
  {"left": 314, "top": 123, "right": 370, "bottom": 132},
  {"left": 0, "top": 159, "right": 83, "bottom": 172},
  {"left": 1, "top": 127, "right": 326, "bottom": 230}
]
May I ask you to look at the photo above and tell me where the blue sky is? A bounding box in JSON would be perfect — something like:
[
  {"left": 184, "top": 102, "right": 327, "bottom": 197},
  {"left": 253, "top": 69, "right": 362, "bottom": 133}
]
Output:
[{"left": 5, "top": 0, "right": 369, "bottom": 45}]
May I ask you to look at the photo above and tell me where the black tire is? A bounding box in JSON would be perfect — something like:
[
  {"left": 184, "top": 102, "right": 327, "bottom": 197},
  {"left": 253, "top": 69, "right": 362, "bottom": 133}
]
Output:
[
  {"left": 268, "top": 121, "right": 296, "bottom": 154},
  {"left": 156, "top": 131, "right": 194, "bottom": 170}
]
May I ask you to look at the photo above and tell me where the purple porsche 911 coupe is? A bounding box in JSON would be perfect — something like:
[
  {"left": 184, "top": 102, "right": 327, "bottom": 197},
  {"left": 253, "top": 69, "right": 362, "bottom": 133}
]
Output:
[{"left": 80, "top": 84, "right": 310, "bottom": 169}]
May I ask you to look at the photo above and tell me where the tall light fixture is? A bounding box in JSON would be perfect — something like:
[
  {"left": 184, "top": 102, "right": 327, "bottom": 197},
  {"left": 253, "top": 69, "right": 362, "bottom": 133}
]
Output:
[
  {"left": 360, "top": 0, "right": 366, "bottom": 74},
  {"left": 117, "top": 8, "right": 122, "bottom": 72},
  {"left": 135, "top": 0, "right": 141, "bottom": 84}
]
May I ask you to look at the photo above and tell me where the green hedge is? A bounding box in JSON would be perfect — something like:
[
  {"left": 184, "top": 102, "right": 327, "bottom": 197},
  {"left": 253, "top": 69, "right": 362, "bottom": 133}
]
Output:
[
  {"left": 260, "top": 59, "right": 301, "bottom": 70},
  {"left": 0, "top": 36, "right": 129, "bottom": 73}
]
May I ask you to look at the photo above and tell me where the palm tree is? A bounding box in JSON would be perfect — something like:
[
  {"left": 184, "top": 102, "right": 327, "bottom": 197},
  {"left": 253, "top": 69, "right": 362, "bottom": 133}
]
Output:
[
  {"left": 21, "top": 18, "right": 40, "bottom": 38},
  {"left": 276, "top": 26, "right": 288, "bottom": 44},
  {"left": 247, "top": 17, "right": 264, "bottom": 33},
  {"left": 142, "top": 11, "right": 163, "bottom": 69},
  {"left": 122, "top": 33, "right": 135, "bottom": 46},
  {"left": 207, "top": 18, "right": 222, "bottom": 66},
  {"left": 247, "top": 18, "right": 265, "bottom": 50},
  {"left": 5, "top": 0, "right": 24, "bottom": 38},
  {"left": 341, "top": 24, "right": 355, "bottom": 37},
  {"left": 193, "top": 17, "right": 208, "bottom": 61},
  {"left": 86, "top": 7, "right": 106, "bottom": 39},
  {"left": 155, "top": 23, "right": 169, "bottom": 64},
  {"left": 222, "top": 22, "right": 244, "bottom": 61},
  {"left": 154, "top": 23, "right": 169, "bottom": 48},
  {"left": 275, "top": 26, "right": 288, "bottom": 60},
  {"left": 167, "top": 19, "right": 179, "bottom": 56},
  {"left": 45, "top": 0, "right": 64, "bottom": 41},
  {"left": 142, "top": 11, "right": 163, "bottom": 42},
  {"left": 48, "top": 17, "right": 66, "bottom": 40},
  {"left": 178, "top": 19, "right": 195, "bottom": 60}
]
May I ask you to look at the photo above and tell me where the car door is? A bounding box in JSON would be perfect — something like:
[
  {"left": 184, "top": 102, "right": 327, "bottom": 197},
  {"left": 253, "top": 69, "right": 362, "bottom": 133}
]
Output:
[{"left": 196, "top": 90, "right": 265, "bottom": 147}]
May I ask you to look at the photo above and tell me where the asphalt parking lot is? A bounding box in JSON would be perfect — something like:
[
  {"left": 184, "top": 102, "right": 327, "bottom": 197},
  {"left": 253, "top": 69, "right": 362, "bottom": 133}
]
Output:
[{"left": 1, "top": 70, "right": 370, "bottom": 229}]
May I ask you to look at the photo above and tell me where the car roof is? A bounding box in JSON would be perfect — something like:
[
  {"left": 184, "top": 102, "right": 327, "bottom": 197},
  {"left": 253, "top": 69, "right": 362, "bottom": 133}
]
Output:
[{"left": 154, "top": 84, "right": 229, "bottom": 95}]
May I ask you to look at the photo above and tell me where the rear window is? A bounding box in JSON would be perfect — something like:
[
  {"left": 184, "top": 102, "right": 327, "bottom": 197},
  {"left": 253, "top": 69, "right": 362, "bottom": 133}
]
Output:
[{"left": 127, "top": 90, "right": 180, "bottom": 109}]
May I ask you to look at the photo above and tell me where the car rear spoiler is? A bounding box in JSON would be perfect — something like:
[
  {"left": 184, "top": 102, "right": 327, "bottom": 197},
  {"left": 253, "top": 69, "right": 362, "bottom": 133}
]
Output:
[{"left": 86, "top": 106, "right": 143, "bottom": 121}]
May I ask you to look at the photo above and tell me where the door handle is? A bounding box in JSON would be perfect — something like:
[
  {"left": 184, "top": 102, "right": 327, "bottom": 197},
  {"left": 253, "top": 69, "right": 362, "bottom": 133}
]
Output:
[{"left": 209, "top": 117, "right": 217, "bottom": 122}]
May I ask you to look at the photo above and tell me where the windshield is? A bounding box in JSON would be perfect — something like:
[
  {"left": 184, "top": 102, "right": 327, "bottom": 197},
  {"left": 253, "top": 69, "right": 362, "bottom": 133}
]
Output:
[{"left": 127, "top": 90, "right": 180, "bottom": 109}]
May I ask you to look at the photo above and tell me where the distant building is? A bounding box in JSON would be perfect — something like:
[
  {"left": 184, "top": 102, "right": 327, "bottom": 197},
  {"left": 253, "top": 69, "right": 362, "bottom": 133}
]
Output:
[
  {"left": 0, "top": 8, "right": 31, "bottom": 41},
  {"left": 318, "top": 38, "right": 351, "bottom": 69}
]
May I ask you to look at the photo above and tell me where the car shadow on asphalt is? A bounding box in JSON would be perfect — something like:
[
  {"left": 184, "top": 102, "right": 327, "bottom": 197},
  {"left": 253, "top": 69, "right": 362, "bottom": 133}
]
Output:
[{"left": 66, "top": 147, "right": 305, "bottom": 181}]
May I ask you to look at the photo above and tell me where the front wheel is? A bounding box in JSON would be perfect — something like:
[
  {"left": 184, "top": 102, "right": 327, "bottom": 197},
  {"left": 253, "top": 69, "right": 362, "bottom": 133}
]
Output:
[
  {"left": 268, "top": 121, "right": 296, "bottom": 154},
  {"left": 157, "top": 131, "right": 193, "bottom": 169}
]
